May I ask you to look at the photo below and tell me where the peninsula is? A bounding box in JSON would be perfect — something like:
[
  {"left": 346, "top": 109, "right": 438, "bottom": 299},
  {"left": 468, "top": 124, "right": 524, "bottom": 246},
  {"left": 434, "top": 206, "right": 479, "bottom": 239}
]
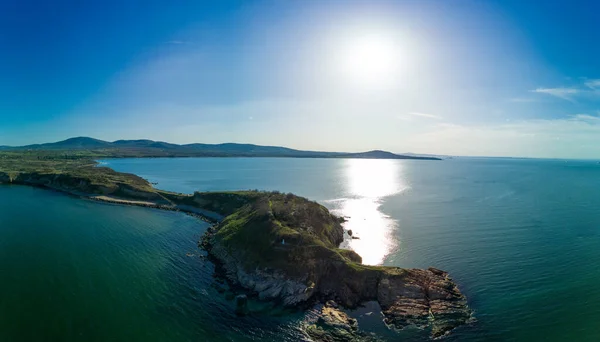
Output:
[{"left": 0, "top": 152, "right": 470, "bottom": 339}]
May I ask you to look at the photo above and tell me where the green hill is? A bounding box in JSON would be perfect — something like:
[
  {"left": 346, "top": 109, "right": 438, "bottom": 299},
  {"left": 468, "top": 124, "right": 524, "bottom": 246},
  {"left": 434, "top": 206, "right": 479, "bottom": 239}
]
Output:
[{"left": 0, "top": 137, "right": 441, "bottom": 160}]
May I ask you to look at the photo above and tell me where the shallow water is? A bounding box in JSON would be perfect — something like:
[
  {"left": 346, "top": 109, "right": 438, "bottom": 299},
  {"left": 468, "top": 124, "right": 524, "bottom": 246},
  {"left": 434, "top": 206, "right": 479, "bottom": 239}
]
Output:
[{"left": 0, "top": 186, "right": 307, "bottom": 342}]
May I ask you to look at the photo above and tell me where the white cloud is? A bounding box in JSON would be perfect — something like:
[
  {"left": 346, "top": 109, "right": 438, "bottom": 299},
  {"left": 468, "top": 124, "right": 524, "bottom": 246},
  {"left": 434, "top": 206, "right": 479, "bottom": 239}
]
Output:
[
  {"left": 585, "top": 79, "right": 600, "bottom": 89},
  {"left": 530, "top": 78, "right": 600, "bottom": 102},
  {"left": 570, "top": 113, "right": 600, "bottom": 123},
  {"left": 532, "top": 87, "right": 579, "bottom": 101},
  {"left": 406, "top": 112, "right": 442, "bottom": 120},
  {"left": 407, "top": 114, "right": 600, "bottom": 158}
]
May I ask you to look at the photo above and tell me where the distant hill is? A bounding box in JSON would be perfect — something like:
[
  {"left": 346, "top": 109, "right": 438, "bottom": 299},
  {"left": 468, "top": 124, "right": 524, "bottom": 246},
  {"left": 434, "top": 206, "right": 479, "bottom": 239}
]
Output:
[
  {"left": 0, "top": 137, "right": 441, "bottom": 160},
  {"left": 401, "top": 152, "right": 451, "bottom": 159},
  {"left": 345, "top": 150, "right": 409, "bottom": 159},
  {"left": 21, "top": 137, "right": 112, "bottom": 150}
]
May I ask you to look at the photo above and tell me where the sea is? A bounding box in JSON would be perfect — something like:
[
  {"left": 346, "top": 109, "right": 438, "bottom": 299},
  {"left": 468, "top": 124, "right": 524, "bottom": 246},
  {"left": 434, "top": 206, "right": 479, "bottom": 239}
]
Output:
[{"left": 3, "top": 157, "right": 600, "bottom": 341}]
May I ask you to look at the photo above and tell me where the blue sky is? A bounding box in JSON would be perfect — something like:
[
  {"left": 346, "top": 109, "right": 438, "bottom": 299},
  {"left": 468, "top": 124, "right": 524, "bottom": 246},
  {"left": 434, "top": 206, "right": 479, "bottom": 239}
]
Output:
[{"left": 1, "top": 0, "right": 600, "bottom": 158}]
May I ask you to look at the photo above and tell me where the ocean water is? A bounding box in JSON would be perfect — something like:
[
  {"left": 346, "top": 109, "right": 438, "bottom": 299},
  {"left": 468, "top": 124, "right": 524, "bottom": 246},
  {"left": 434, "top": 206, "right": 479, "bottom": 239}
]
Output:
[
  {"left": 5, "top": 157, "right": 600, "bottom": 341},
  {"left": 0, "top": 186, "right": 306, "bottom": 342},
  {"left": 104, "top": 157, "right": 600, "bottom": 341}
]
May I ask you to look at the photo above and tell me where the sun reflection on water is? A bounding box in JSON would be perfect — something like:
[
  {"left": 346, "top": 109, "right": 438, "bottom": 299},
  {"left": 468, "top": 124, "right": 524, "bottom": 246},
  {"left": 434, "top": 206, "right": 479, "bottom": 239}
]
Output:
[{"left": 331, "top": 159, "right": 407, "bottom": 265}]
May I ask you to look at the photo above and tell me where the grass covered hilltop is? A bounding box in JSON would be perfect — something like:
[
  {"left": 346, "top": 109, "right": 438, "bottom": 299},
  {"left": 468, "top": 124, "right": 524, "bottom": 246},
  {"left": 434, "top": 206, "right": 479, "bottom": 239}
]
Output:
[{"left": 0, "top": 152, "right": 470, "bottom": 339}]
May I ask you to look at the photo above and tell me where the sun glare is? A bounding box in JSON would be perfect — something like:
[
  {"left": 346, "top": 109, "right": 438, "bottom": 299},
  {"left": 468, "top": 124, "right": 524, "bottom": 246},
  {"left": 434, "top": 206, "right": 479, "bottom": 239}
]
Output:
[
  {"left": 332, "top": 159, "right": 408, "bottom": 265},
  {"left": 336, "top": 33, "right": 403, "bottom": 90}
]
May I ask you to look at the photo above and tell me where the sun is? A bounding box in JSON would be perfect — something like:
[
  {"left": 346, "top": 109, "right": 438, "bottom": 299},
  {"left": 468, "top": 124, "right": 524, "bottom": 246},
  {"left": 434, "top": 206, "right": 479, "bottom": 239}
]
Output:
[{"left": 336, "top": 33, "right": 402, "bottom": 89}]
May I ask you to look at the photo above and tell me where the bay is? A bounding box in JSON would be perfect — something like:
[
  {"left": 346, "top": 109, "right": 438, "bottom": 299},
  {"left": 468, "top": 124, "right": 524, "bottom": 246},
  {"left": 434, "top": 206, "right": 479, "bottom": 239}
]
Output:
[
  {"left": 4, "top": 157, "right": 600, "bottom": 341},
  {"left": 105, "top": 157, "right": 600, "bottom": 341},
  {"left": 0, "top": 185, "right": 305, "bottom": 342}
]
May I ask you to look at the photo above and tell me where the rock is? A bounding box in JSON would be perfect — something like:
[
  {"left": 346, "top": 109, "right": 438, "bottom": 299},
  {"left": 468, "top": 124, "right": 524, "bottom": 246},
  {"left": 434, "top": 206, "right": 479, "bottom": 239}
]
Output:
[
  {"left": 0, "top": 172, "right": 10, "bottom": 183},
  {"left": 200, "top": 191, "right": 471, "bottom": 339},
  {"left": 304, "top": 303, "right": 381, "bottom": 342},
  {"left": 347, "top": 230, "right": 353, "bottom": 237},
  {"left": 377, "top": 269, "right": 471, "bottom": 338},
  {"left": 325, "top": 300, "right": 339, "bottom": 309},
  {"left": 427, "top": 267, "right": 446, "bottom": 276},
  {"left": 235, "top": 294, "right": 249, "bottom": 316},
  {"left": 319, "top": 305, "right": 358, "bottom": 331}
]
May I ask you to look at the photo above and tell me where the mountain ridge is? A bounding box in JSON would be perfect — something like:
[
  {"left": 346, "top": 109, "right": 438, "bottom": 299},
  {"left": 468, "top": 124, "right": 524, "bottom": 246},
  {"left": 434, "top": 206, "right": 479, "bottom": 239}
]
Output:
[{"left": 0, "top": 137, "right": 441, "bottom": 160}]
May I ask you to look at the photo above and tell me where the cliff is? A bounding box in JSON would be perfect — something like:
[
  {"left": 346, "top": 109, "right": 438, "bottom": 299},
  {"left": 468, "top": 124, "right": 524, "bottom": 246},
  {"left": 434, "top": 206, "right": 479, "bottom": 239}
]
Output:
[
  {"left": 0, "top": 157, "right": 470, "bottom": 339},
  {"left": 197, "top": 191, "right": 472, "bottom": 338},
  {"left": 0, "top": 168, "right": 166, "bottom": 203}
]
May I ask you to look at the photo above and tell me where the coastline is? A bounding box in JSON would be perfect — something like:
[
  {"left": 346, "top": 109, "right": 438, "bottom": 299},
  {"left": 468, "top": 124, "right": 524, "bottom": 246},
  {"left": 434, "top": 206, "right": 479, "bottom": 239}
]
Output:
[
  {"left": 0, "top": 182, "right": 222, "bottom": 225},
  {"left": 88, "top": 195, "right": 222, "bottom": 224},
  {"left": 0, "top": 163, "right": 471, "bottom": 339}
]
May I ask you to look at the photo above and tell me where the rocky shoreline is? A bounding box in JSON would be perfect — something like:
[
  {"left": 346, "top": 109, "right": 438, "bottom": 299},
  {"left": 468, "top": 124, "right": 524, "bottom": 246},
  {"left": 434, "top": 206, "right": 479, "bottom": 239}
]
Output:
[
  {"left": 0, "top": 171, "right": 221, "bottom": 224},
  {"left": 304, "top": 300, "right": 382, "bottom": 341},
  {"left": 199, "top": 193, "right": 472, "bottom": 339},
  {"left": 0, "top": 169, "right": 472, "bottom": 340},
  {"left": 206, "top": 242, "right": 472, "bottom": 339}
]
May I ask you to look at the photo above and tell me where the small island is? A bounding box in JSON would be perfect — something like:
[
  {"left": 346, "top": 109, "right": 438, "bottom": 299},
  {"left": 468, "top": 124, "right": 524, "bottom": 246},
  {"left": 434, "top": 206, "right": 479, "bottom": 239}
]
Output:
[{"left": 0, "top": 152, "right": 470, "bottom": 339}]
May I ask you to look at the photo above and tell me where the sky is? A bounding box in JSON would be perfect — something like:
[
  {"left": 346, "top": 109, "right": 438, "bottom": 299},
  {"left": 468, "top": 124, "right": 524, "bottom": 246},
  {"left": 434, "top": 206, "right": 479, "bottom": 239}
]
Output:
[{"left": 2, "top": 0, "right": 600, "bottom": 158}]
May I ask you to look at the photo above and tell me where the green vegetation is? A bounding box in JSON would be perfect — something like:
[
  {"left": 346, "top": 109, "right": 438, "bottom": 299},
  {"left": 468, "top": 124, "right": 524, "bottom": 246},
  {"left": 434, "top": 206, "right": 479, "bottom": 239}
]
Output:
[
  {"left": 0, "top": 152, "right": 157, "bottom": 200},
  {"left": 0, "top": 153, "right": 125, "bottom": 181},
  {"left": 0, "top": 152, "right": 365, "bottom": 278},
  {"left": 0, "top": 137, "right": 442, "bottom": 160},
  {"left": 163, "top": 191, "right": 266, "bottom": 215},
  {"left": 0, "top": 152, "right": 387, "bottom": 278},
  {"left": 204, "top": 191, "right": 356, "bottom": 272},
  {"left": 0, "top": 151, "right": 470, "bottom": 338}
]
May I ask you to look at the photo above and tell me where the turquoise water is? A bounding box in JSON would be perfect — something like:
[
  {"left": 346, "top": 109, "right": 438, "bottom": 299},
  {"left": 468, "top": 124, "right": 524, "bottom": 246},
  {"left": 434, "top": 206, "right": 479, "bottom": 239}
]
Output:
[
  {"left": 0, "top": 186, "right": 306, "bottom": 341},
  {"left": 103, "top": 157, "right": 600, "bottom": 341},
  {"left": 6, "top": 157, "right": 600, "bottom": 341}
]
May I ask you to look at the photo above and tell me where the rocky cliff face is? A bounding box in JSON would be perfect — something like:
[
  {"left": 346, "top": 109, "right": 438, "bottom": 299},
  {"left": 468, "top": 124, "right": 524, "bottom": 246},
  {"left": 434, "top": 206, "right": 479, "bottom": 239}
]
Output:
[
  {"left": 0, "top": 171, "right": 165, "bottom": 203},
  {"left": 0, "top": 167, "right": 471, "bottom": 339},
  {"left": 376, "top": 267, "right": 471, "bottom": 338},
  {"left": 206, "top": 236, "right": 315, "bottom": 306},
  {"left": 201, "top": 191, "right": 472, "bottom": 338},
  {"left": 1, "top": 172, "right": 98, "bottom": 193}
]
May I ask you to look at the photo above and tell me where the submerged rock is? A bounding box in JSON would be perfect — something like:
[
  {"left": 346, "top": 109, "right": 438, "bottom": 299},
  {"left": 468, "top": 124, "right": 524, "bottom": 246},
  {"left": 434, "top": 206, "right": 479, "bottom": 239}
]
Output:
[{"left": 235, "top": 294, "right": 249, "bottom": 316}]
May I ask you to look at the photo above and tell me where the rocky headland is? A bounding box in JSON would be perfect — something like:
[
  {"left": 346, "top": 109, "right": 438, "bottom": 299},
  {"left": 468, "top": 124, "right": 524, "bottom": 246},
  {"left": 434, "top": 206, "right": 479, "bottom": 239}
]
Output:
[
  {"left": 197, "top": 191, "right": 472, "bottom": 339},
  {"left": 0, "top": 156, "right": 471, "bottom": 339}
]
